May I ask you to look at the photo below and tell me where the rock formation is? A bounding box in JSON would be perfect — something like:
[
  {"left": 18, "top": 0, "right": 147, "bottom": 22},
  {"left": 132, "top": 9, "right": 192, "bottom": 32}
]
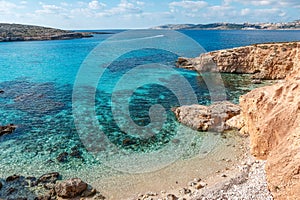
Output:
[
  {"left": 177, "top": 42, "right": 300, "bottom": 80},
  {"left": 175, "top": 41, "right": 300, "bottom": 199},
  {"left": 0, "top": 173, "right": 104, "bottom": 199},
  {"left": 172, "top": 101, "right": 240, "bottom": 132},
  {"left": 55, "top": 178, "right": 88, "bottom": 198},
  {"left": 239, "top": 80, "right": 300, "bottom": 199},
  {"left": 0, "top": 23, "right": 92, "bottom": 42},
  {"left": 235, "top": 42, "right": 300, "bottom": 199}
]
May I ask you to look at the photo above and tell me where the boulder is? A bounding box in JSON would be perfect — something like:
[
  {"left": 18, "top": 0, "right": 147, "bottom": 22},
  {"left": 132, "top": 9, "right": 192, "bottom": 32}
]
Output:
[
  {"left": 55, "top": 178, "right": 88, "bottom": 198},
  {"left": 37, "top": 172, "right": 60, "bottom": 184},
  {"left": 173, "top": 101, "right": 240, "bottom": 132},
  {"left": 225, "top": 115, "right": 244, "bottom": 130}
]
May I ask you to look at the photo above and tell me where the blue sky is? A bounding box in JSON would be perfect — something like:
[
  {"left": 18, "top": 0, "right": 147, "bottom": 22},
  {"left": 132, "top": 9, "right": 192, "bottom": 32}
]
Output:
[{"left": 0, "top": 0, "right": 299, "bottom": 29}]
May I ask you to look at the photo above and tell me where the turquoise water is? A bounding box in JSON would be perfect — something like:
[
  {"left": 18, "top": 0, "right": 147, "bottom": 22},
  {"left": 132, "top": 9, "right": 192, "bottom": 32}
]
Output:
[{"left": 0, "top": 30, "right": 300, "bottom": 194}]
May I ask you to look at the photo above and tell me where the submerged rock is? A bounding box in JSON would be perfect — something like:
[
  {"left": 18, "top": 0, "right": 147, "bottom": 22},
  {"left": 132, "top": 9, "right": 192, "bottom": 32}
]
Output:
[
  {"left": 6, "top": 175, "right": 20, "bottom": 182},
  {"left": 173, "top": 101, "right": 240, "bottom": 132},
  {"left": 55, "top": 178, "right": 88, "bottom": 198},
  {"left": 37, "top": 172, "right": 60, "bottom": 184},
  {"left": 0, "top": 81, "right": 65, "bottom": 115},
  {"left": 56, "top": 152, "right": 68, "bottom": 163},
  {"left": 70, "top": 146, "right": 83, "bottom": 159},
  {"left": 0, "top": 124, "right": 17, "bottom": 136}
]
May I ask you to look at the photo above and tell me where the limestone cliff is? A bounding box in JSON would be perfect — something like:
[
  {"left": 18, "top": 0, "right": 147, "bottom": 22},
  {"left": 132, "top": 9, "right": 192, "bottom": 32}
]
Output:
[
  {"left": 238, "top": 44, "right": 300, "bottom": 199},
  {"left": 239, "top": 79, "right": 300, "bottom": 199},
  {"left": 175, "top": 41, "right": 300, "bottom": 199},
  {"left": 177, "top": 42, "right": 300, "bottom": 80}
]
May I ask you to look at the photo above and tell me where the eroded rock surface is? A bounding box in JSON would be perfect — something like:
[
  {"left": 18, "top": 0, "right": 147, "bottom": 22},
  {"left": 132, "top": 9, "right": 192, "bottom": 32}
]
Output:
[
  {"left": 173, "top": 101, "right": 240, "bottom": 132},
  {"left": 55, "top": 178, "right": 88, "bottom": 198},
  {"left": 239, "top": 79, "right": 300, "bottom": 199},
  {"left": 177, "top": 42, "right": 300, "bottom": 80},
  {"left": 177, "top": 41, "right": 300, "bottom": 199}
]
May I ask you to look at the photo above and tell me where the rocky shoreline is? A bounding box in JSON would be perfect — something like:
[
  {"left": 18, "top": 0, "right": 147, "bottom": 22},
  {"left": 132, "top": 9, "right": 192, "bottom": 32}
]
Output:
[
  {"left": 152, "top": 20, "right": 300, "bottom": 30},
  {"left": 177, "top": 41, "right": 299, "bottom": 80},
  {"left": 0, "top": 172, "right": 106, "bottom": 200},
  {"left": 174, "top": 41, "right": 300, "bottom": 199},
  {"left": 1, "top": 41, "right": 299, "bottom": 199},
  {"left": 135, "top": 156, "right": 272, "bottom": 200},
  {"left": 0, "top": 23, "right": 93, "bottom": 42}
]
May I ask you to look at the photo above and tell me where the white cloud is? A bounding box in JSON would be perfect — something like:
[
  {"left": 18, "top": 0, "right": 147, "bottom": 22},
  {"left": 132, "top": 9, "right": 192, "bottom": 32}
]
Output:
[
  {"left": 96, "top": 0, "right": 143, "bottom": 17},
  {"left": 243, "top": 0, "right": 272, "bottom": 6},
  {"left": 209, "top": 5, "right": 232, "bottom": 12},
  {"left": 20, "top": 1, "right": 27, "bottom": 5},
  {"left": 88, "top": 0, "right": 106, "bottom": 10},
  {"left": 203, "top": 5, "right": 236, "bottom": 19},
  {"left": 169, "top": 0, "right": 208, "bottom": 12},
  {"left": 136, "top": 1, "right": 145, "bottom": 6},
  {"left": 0, "top": 0, "right": 297, "bottom": 29},
  {"left": 35, "top": 4, "right": 66, "bottom": 15},
  {"left": 225, "top": 0, "right": 300, "bottom": 7},
  {"left": 237, "top": 8, "right": 289, "bottom": 22},
  {"left": 253, "top": 8, "right": 280, "bottom": 14},
  {"left": 70, "top": 1, "right": 103, "bottom": 18},
  {"left": 279, "top": 12, "right": 286, "bottom": 17},
  {"left": 278, "top": 0, "right": 300, "bottom": 7},
  {"left": 60, "top": 2, "right": 70, "bottom": 7},
  {"left": 0, "top": 1, "right": 18, "bottom": 13},
  {"left": 241, "top": 8, "right": 251, "bottom": 16}
]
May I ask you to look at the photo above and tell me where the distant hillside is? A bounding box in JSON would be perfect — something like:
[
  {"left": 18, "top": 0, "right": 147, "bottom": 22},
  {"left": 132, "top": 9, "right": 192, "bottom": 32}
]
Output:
[
  {"left": 0, "top": 23, "right": 92, "bottom": 42},
  {"left": 152, "top": 20, "right": 300, "bottom": 30}
]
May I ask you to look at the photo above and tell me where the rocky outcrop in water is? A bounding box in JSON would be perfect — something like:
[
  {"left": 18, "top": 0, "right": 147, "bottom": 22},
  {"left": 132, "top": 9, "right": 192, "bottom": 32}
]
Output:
[
  {"left": 0, "top": 173, "right": 104, "bottom": 199},
  {"left": 177, "top": 42, "right": 300, "bottom": 80},
  {"left": 172, "top": 101, "right": 240, "bottom": 132},
  {"left": 0, "top": 23, "right": 92, "bottom": 42},
  {"left": 0, "top": 124, "right": 16, "bottom": 136}
]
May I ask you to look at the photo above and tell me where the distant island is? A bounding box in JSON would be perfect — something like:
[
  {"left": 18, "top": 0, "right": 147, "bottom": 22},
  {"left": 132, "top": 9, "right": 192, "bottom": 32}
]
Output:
[
  {"left": 0, "top": 23, "right": 93, "bottom": 42},
  {"left": 152, "top": 19, "right": 300, "bottom": 30}
]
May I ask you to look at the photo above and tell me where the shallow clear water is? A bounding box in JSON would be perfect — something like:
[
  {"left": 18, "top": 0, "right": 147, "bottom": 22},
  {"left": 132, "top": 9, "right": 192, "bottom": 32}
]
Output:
[{"left": 0, "top": 30, "right": 299, "bottom": 195}]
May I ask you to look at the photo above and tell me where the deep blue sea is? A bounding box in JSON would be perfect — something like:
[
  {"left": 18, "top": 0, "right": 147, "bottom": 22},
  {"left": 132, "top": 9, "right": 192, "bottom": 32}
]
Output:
[{"left": 0, "top": 30, "right": 300, "bottom": 197}]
